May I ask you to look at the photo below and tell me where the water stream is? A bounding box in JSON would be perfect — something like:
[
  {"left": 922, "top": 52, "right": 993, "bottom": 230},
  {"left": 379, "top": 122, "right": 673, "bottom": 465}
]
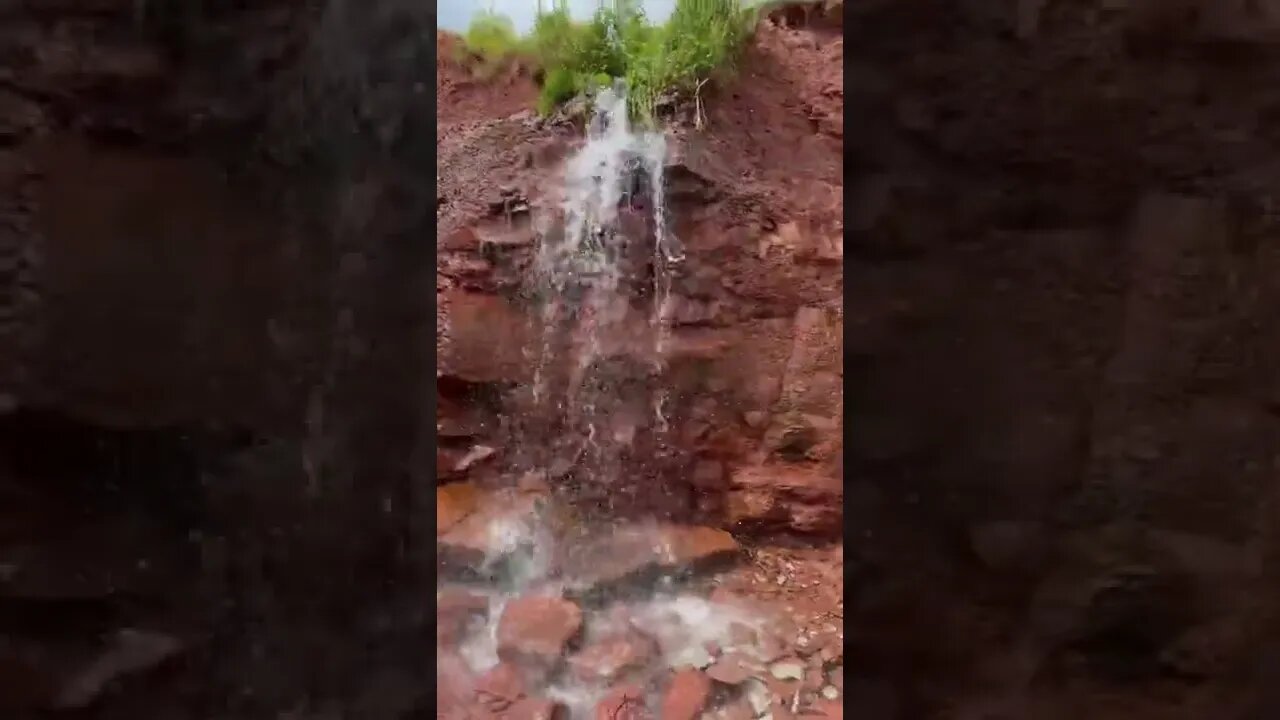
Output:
[{"left": 527, "top": 83, "right": 682, "bottom": 510}]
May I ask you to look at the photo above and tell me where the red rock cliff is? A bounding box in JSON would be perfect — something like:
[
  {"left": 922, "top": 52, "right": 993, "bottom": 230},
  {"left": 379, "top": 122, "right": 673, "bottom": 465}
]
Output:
[{"left": 435, "top": 7, "right": 846, "bottom": 539}]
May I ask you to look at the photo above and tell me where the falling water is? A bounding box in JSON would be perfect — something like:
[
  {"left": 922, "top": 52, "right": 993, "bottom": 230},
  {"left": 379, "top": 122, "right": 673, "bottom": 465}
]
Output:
[{"left": 527, "top": 82, "right": 683, "bottom": 503}]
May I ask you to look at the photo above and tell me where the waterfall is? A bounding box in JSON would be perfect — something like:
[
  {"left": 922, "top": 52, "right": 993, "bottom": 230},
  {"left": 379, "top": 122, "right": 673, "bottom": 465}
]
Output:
[{"left": 527, "top": 83, "right": 680, "bottom": 507}]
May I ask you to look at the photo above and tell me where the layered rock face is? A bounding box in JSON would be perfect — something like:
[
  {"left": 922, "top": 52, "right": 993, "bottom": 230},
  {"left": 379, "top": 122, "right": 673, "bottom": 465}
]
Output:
[{"left": 436, "top": 12, "right": 846, "bottom": 539}]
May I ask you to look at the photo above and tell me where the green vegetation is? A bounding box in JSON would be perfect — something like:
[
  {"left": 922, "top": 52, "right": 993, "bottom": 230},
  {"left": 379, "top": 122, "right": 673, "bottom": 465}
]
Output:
[
  {"left": 460, "top": 0, "right": 759, "bottom": 122},
  {"left": 459, "top": 11, "right": 524, "bottom": 78}
]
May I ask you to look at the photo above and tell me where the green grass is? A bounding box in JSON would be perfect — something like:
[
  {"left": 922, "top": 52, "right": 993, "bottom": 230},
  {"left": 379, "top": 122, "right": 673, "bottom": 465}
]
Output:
[
  {"left": 460, "top": 0, "right": 759, "bottom": 122},
  {"left": 459, "top": 10, "right": 524, "bottom": 78}
]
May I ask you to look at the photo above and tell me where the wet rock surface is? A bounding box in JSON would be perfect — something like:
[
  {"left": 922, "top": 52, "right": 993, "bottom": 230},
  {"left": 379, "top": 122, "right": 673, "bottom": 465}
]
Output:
[
  {"left": 568, "top": 632, "right": 657, "bottom": 684},
  {"left": 497, "top": 595, "right": 585, "bottom": 667},
  {"left": 594, "top": 683, "right": 650, "bottom": 720},
  {"left": 559, "top": 524, "right": 743, "bottom": 600},
  {"left": 433, "top": 474, "right": 845, "bottom": 718},
  {"left": 661, "top": 667, "right": 713, "bottom": 720}
]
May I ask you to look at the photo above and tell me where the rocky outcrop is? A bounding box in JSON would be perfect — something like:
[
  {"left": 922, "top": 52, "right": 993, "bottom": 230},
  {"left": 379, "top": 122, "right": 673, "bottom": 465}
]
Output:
[{"left": 435, "top": 15, "right": 846, "bottom": 539}]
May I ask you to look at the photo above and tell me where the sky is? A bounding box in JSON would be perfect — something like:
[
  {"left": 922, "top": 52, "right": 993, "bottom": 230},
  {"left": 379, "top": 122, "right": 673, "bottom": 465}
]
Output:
[{"left": 437, "top": 0, "right": 677, "bottom": 34}]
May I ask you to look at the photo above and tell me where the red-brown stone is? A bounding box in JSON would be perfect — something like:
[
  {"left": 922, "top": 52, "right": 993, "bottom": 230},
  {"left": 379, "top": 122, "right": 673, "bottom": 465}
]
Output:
[
  {"left": 660, "top": 668, "right": 712, "bottom": 720},
  {"left": 594, "top": 683, "right": 650, "bottom": 720},
  {"left": 439, "top": 489, "right": 544, "bottom": 574},
  {"left": 497, "top": 595, "right": 583, "bottom": 666},
  {"left": 561, "top": 524, "right": 741, "bottom": 595},
  {"left": 507, "top": 697, "right": 569, "bottom": 720},
  {"left": 436, "top": 650, "right": 478, "bottom": 717},
  {"left": 568, "top": 632, "right": 656, "bottom": 684},
  {"left": 474, "top": 662, "right": 528, "bottom": 712},
  {"left": 437, "top": 482, "right": 482, "bottom": 535},
  {"left": 438, "top": 587, "right": 489, "bottom": 646}
]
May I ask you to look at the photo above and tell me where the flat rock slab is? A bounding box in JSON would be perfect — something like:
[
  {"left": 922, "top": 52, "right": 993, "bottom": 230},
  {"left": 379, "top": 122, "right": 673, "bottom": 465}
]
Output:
[
  {"left": 559, "top": 524, "right": 742, "bottom": 601},
  {"left": 437, "top": 483, "right": 547, "bottom": 579},
  {"left": 497, "top": 595, "right": 583, "bottom": 668},
  {"left": 661, "top": 667, "right": 713, "bottom": 720},
  {"left": 438, "top": 482, "right": 485, "bottom": 535}
]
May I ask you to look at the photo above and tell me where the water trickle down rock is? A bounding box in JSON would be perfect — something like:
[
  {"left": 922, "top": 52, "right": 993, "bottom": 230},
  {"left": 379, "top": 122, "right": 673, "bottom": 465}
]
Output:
[{"left": 524, "top": 83, "right": 680, "bottom": 505}]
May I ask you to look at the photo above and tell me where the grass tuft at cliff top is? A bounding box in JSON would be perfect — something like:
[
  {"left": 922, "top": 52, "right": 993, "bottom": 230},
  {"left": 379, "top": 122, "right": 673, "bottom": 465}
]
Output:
[{"left": 460, "top": 0, "right": 758, "bottom": 122}]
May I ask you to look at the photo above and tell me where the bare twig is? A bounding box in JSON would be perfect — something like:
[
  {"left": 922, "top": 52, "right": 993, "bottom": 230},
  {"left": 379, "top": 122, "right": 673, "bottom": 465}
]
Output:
[{"left": 691, "top": 77, "right": 711, "bottom": 130}]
